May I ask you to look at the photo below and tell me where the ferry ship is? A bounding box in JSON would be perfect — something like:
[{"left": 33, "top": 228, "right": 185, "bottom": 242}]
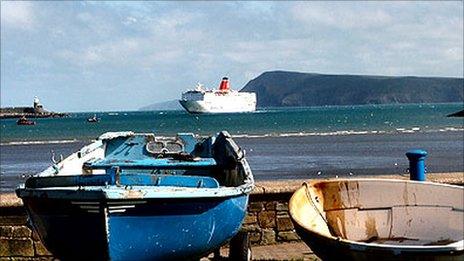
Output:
[{"left": 179, "top": 77, "right": 256, "bottom": 114}]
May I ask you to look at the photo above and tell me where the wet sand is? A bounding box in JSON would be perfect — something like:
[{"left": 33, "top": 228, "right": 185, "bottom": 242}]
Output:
[{"left": 237, "top": 131, "right": 464, "bottom": 180}]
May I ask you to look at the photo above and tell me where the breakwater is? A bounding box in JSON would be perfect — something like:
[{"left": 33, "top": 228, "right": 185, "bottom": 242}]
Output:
[
  {"left": 0, "top": 109, "right": 67, "bottom": 119},
  {"left": 0, "top": 96, "right": 68, "bottom": 119}
]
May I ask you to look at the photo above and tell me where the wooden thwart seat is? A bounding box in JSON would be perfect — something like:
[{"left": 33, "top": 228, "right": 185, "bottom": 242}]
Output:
[{"left": 84, "top": 157, "right": 217, "bottom": 170}]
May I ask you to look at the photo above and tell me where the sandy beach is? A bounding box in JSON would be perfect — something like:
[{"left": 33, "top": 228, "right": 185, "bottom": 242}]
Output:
[{"left": 239, "top": 130, "right": 464, "bottom": 180}]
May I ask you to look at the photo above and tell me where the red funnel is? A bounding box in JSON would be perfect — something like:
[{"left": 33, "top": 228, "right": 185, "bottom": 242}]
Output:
[{"left": 219, "top": 77, "right": 230, "bottom": 91}]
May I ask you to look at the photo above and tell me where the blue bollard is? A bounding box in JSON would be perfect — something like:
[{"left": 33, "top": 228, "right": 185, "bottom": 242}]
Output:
[{"left": 406, "top": 149, "right": 428, "bottom": 181}]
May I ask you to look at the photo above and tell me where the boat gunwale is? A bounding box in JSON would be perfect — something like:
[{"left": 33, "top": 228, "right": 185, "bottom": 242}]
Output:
[
  {"left": 289, "top": 178, "right": 464, "bottom": 252},
  {"left": 17, "top": 181, "right": 254, "bottom": 199},
  {"left": 18, "top": 156, "right": 254, "bottom": 199}
]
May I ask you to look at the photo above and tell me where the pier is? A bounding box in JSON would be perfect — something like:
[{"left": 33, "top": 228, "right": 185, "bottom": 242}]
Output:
[{"left": 0, "top": 97, "right": 67, "bottom": 119}]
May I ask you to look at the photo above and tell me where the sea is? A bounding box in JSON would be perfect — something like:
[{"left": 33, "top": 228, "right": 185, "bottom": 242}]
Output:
[{"left": 1, "top": 103, "right": 463, "bottom": 192}]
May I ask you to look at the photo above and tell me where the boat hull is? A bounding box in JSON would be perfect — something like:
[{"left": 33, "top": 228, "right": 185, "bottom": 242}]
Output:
[
  {"left": 179, "top": 94, "right": 256, "bottom": 114},
  {"left": 293, "top": 222, "right": 464, "bottom": 261},
  {"left": 23, "top": 194, "right": 248, "bottom": 260},
  {"left": 289, "top": 179, "right": 464, "bottom": 261},
  {"left": 17, "top": 121, "right": 35, "bottom": 125}
]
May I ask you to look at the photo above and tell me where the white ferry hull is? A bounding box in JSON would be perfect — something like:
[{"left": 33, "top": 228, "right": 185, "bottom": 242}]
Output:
[
  {"left": 179, "top": 99, "right": 256, "bottom": 114},
  {"left": 180, "top": 77, "right": 256, "bottom": 114}
]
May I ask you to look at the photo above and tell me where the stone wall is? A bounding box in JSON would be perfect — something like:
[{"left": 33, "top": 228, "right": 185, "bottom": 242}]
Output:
[
  {"left": 0, "top": 108, "right": 66, "bottom": 119},
  {"left": 243, "top": 192, "right": 300, "bottom": 245},
  {"left": 0, "top": 204, "right": 53, "bottom": 260},
  {"left": 0, "top": 107, "right": 34, "bottom": 114}
]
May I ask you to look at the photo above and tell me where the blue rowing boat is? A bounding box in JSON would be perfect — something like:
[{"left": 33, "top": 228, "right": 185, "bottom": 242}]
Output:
[{"left": 16, "top": 131, "right": 254, "bottom": 260}]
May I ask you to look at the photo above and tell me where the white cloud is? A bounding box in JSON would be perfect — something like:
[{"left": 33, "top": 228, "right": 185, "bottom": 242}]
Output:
[
  {"left": 1, "top": 1, "right": 36, "bottom": 29},
  {"left": 239, "top": 2, "right": 275, "bottom": 16},
  {"left": 443, "top": 47, "right": 463, "bottom": 61},
  {"left": 122, "top": 16, "right": 137, "bottom": 26},
  {"left": 15, "top": 56, "right": 51, "bottom": 69},
  {"left": 145, "top": 10, "right": 203, "bottom": 37},
  {"left": 54, "top": 8, "right": 206, "bottom": 70},
  {"left": 225, "top": 39, "right": 302, "bottom": 64},
  {"left": 56, "top": 37, "right": 143, "bottom": 66},
  {"left": 291, "top": 3, "right": 392, "bottom": 29}
]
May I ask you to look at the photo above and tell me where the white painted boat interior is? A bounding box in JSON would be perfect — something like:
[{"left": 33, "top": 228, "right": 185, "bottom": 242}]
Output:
[
  {"left": 39, "top": 140, "right": 106, "bottom": 176},
  {"left": 290, "top": 179, "right": 464, "bottom": 247}
]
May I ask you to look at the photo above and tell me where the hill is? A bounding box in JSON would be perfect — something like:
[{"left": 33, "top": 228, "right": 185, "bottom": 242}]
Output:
[
  {"left": 138, "top": 99, "right": 182, "bottom": 111},
  {"left": 240, "top": 71, "right": 464, "bottom": 107}
]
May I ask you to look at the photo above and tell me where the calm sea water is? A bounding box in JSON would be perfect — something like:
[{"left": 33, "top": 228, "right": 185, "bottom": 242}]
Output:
[
  {"left": 0, "top": 103, "right": 463, "bottom": 191},
  {"left": 0, "top": 103, "right": 463, "bottom": 143}
]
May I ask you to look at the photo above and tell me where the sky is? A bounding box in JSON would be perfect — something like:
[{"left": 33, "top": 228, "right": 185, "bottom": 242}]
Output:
[{"left": 1, "top": 1, "right": 463, "bottom": 112}]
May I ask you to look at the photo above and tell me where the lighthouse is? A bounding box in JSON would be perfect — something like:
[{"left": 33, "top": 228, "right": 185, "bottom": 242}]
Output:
[{"left": 33, "top": 96, "right": 44, "bottom": 113}]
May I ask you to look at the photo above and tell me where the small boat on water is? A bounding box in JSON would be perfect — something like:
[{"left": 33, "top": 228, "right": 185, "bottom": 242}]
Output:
[
  {"left": 447, "top": 109, "right": 464, "bottom": 117},
  {"left": 16, "top": 131, "right": 254, "bottom": 260},
  {"left": 289, "top": 179, "right": 463, "bottom": 260},
  {"left": 87, "top": 114, "right": 100, "bottom": 122},
  {"left": 16, "top": 116, "right": 36, "bottom": 125}
]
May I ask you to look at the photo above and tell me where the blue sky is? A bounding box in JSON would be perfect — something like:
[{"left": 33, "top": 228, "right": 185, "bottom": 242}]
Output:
[{"left": 1, "top": 1, "right": 463, "bottom": 112}]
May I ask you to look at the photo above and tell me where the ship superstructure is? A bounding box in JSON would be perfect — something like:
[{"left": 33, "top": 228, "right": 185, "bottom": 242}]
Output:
[{"left": 179, "top": 77, "right": 256, "bottom": 114}]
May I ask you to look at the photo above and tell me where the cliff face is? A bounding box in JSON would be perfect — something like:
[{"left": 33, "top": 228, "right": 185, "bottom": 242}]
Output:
[{"left": 240, "top": 71, "right": 464, "bottom": 107}]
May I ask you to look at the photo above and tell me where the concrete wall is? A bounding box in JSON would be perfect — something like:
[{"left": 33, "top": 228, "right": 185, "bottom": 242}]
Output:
[{"left": 1, "top": 174, "right": 462, "bottom": 260}]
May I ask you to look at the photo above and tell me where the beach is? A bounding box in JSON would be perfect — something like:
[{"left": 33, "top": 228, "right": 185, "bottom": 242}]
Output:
[
  {"left": 1, "top": 130, "right": 462, "bottom": 192},
  {"left": 240, "top": 130, "right": 464, "bottom": 178}
]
